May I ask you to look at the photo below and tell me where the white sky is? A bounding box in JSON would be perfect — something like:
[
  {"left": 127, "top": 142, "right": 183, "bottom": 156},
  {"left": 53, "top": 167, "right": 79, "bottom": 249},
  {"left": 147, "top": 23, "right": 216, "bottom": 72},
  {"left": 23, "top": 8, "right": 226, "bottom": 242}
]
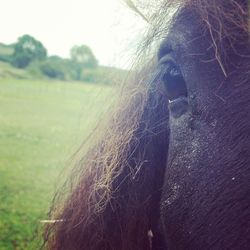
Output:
[{"left": 0, "top": 0, "right": 148, "bottom": 68}]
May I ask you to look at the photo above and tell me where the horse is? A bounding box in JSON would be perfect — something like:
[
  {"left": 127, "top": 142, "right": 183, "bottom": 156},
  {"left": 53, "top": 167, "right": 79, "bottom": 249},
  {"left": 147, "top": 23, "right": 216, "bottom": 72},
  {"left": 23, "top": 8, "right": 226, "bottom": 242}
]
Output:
[{"left": 43, "top": 0, "right": 250, "bottom": 249}]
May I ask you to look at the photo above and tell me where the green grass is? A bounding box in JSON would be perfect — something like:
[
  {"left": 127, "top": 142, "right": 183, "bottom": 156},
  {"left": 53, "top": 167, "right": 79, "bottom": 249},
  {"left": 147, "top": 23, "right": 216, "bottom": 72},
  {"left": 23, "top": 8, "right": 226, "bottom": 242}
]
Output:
[{"left": 0, "top": 77, "right": 113, "bottom": 249}]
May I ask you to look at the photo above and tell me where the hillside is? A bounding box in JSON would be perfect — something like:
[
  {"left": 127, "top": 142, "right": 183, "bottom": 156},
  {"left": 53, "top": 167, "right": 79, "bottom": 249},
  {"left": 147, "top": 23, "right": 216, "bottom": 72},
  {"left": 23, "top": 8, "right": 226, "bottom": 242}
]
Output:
[
  {"left": 0, "top": 43, "right": 14, "bottom": 56},
  {"left": 0, "top": 42, "right": 129, "bottom": 85},
  {"left": 0, "top": 61, "right": 32, "bottom": 79},
  {"left": 0, "top": 60, "right": 128, "bottom": 85}
]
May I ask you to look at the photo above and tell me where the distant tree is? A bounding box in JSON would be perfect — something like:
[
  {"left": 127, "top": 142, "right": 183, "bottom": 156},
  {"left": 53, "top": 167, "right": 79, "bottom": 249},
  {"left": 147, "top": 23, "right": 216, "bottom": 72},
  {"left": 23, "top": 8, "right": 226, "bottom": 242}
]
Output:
[
  {"left": 70, "top": 45, "right": 98, "bottom": 81},
  {"left": 11, "top": 35, "right": 47, "bottom": 68},
  {"left": 70, "top": 45, "right": 98, "bottom": 68}
]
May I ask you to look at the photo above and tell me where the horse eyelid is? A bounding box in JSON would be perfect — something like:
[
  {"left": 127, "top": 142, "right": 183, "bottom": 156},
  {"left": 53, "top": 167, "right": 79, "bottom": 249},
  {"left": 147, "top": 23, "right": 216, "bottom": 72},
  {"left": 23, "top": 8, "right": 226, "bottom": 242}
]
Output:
[{"left": 158, "top": 41, "right": 173, "bottom": 60}]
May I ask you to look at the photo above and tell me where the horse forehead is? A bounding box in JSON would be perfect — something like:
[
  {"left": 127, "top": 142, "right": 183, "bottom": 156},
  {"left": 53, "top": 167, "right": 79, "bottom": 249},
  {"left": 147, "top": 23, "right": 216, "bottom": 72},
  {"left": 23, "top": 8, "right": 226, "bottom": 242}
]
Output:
[{"left": 161, "top": 8, "right": 204, "bottom": 53}]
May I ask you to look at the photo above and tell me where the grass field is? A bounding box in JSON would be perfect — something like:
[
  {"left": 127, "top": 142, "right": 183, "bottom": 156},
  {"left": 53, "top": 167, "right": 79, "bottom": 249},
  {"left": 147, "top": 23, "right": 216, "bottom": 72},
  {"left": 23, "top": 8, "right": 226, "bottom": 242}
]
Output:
[{"left": 0, "top": 78, "right": 113, "bottom": 249}]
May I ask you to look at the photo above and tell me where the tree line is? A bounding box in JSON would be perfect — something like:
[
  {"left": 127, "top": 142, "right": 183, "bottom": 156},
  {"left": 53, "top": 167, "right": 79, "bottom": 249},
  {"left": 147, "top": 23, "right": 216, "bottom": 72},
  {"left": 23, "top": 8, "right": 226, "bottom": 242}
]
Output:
[{"left": 0, "top": 34, "right": 126, "bottom": 84}]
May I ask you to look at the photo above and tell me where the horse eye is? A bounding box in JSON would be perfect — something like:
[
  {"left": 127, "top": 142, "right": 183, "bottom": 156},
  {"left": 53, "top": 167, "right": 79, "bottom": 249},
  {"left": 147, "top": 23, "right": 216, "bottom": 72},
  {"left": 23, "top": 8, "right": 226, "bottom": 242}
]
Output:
[
  {"left": 162, "top": 64, "right": 187, "bottom": 102},
  {"left": 169, "top": 66, "right": 181, "bottom": 77}
]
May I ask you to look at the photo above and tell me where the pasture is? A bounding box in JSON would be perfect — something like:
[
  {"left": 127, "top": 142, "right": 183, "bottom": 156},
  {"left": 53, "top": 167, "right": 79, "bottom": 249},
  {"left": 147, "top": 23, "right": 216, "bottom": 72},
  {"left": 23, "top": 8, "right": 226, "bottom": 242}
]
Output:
[{"left": 0, "top": 78, "right": 113, "bottom": 249}]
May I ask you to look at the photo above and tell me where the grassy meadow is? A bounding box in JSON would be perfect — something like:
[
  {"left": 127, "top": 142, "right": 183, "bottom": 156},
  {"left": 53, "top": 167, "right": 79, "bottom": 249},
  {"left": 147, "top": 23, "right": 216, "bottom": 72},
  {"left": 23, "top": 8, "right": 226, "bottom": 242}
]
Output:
[{"left": 0, "top": 76, "right": 114, "bottom": 249}]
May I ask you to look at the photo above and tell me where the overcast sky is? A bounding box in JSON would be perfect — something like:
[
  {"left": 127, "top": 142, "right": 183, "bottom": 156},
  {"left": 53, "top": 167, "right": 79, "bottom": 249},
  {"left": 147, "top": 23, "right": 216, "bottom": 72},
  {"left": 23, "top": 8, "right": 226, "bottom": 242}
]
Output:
[{"left": 0, "top": 0, "right": 148, "bottom": 68}]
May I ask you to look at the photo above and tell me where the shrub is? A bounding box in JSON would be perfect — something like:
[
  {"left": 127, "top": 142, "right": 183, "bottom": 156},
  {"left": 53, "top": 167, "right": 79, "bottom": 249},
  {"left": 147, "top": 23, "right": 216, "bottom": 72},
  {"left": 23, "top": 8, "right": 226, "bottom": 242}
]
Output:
[{"left": 39, "top": 60, "right": 65, "bottom": 80}]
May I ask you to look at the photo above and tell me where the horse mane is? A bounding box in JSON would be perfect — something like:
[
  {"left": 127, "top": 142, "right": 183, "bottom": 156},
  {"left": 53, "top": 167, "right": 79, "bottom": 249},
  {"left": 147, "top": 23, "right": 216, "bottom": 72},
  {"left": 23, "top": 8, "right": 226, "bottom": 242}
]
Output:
[
  {"left": 43, "top": 1, "right": 249, "bottom": 249},
  {"left": 132, "top": 0, "right": 249, "bottom": 76}
]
